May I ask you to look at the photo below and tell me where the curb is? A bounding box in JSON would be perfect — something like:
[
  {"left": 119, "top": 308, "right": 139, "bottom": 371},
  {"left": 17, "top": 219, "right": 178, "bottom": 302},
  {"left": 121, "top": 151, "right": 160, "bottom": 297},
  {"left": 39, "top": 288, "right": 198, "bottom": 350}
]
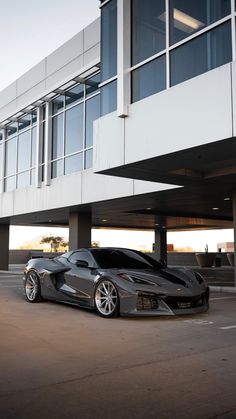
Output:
[{"left": 209, "top": 286, "right": 236, "bottom": 293}]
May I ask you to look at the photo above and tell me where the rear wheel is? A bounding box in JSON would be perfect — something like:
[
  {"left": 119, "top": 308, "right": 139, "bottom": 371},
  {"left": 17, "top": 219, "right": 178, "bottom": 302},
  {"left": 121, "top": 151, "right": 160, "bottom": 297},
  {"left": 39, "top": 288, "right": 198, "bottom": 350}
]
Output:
[
  {"left": 24, "top": 271, "right": 43, "bottom": 303},
  {"left": 94, "top": 280, "right": 119, "bottom": 318}
]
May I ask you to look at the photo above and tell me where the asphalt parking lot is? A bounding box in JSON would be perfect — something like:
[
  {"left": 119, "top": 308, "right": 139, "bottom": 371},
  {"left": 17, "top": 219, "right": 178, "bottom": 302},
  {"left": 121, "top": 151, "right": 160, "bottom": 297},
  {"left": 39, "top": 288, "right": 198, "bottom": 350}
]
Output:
[{"left": 0, "top": 272, "right": 236, "bottom": 419}]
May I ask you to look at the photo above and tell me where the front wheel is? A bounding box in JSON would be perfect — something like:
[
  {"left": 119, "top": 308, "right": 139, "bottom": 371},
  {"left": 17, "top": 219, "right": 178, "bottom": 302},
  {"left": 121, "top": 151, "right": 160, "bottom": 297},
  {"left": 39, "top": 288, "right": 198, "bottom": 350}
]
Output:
[
  {"left": 24, "top": 271, "right": 43, "bottom": 303},
  {"left": 94, "top": 279, "right": 119, "bottom": 318}
]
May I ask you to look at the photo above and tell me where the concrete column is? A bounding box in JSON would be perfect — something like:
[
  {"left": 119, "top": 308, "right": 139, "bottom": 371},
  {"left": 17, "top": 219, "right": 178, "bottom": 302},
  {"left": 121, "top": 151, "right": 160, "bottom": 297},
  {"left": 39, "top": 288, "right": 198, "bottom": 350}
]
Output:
[
  {"left": 69, "top": 212, "right": 92, "bottom": 250},
  {"left": 233, "top": 192, "right": 236, "bottom": 286},
  {"left": 0, "top": 224, "right": 9, "bottom": 270},
  {"left": 154, "top": 228, "right": 167, "bottom": 265}
]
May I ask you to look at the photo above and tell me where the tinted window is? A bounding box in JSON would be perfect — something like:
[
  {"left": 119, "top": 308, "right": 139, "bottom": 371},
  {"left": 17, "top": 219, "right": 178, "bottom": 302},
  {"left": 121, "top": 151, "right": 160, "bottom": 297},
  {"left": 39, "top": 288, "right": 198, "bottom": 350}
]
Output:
[
  {"left": 5, "top": 138, "right": 17, "bottom": 176},
  {"left": 101, "top": 80, "right": 117, "bottom": 116},
  {"left": 101, "top": 0, "right": 117, "bottom": 81},
  {"left": 52, "top": 114, "right": 64, "bottom": 159},
  {"left": 91, "top": 249, "right": 161, "bottom": 269},
  {"left": 132, "top": 0, "right": 166, "bottom": 65},
  {"left": 170, "top": 0, "right": 230, "bottom": 45},
  {"left": 171, "top": 21, "right": 231, "bottom": 86},
  {"left": 65, "top": 84, "right": 84, "bottom": 107},
  {"left": 132, "top": 55, "right": 166, "bottom": 103},
  {"left": 65, "top": 104, "right": 83, "bottom": 155},
  {"left": 65, "top": 153, "right": 83, "bottom": 174},
  {"left": 69, "top": 251, "right": 94, "bottom": 266},
  {"left": 18, "top": 130, "right": 31, "bottom": 172},
  {"left": 85, "top": 95, "right": 100, "bottom": 148}
]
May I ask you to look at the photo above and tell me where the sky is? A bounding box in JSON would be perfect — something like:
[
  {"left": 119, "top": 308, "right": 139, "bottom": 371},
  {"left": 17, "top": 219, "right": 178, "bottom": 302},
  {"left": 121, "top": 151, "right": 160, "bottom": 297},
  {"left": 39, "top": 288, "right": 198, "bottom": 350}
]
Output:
[
  {"left": 0, "top": 0, "right": 100, "bottom": 92},
  {"left": 1, "top": 0, "right": 234, "bottom": 251}
]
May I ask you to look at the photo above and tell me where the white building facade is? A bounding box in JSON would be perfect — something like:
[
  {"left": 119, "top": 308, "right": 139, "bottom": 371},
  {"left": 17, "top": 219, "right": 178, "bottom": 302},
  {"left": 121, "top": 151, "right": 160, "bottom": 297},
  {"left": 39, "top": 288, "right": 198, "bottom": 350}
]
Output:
[{"left": 0, "top": 0, "right": 235, "bottom": 279}]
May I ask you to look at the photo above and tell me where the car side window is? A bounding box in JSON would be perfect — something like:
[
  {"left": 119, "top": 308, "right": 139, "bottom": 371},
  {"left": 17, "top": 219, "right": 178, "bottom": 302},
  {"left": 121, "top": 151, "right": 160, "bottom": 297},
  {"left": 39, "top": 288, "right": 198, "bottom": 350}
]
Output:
[{"left": 68, "top": 251, "right": 94, "bottom": 267}]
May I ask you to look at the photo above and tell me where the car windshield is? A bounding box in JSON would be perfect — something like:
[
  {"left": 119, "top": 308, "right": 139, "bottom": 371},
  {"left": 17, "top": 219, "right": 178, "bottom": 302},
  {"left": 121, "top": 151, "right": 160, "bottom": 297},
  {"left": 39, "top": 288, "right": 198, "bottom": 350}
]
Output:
[{"left": 91, "top": 248, "right": 162, "bottom": 270}]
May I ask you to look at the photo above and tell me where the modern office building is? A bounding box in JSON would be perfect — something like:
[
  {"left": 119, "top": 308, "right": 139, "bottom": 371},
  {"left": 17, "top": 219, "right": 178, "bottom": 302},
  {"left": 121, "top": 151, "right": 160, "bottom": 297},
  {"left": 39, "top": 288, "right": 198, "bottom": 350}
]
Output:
[{"left": 0, "top": 0, "right": 236, "bottom": 284}]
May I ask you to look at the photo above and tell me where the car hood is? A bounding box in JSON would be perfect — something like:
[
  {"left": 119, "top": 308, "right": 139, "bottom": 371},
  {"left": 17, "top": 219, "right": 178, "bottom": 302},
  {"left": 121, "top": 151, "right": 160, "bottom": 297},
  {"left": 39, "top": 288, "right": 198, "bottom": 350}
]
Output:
[{"left": 108, "top": 267, "right": 203, "bottom": 292}]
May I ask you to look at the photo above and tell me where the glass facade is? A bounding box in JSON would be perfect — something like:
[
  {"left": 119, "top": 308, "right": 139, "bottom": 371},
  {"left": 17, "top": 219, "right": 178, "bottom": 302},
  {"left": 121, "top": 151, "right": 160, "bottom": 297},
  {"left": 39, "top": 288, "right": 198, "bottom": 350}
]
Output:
[
  {"left": 4, "top": 113, "right": 37, "bottom": 192},
  {"left": 131, "top": 0, "right": 232, "bottom": 103},
  {"left": 132, "top": 0, "right": 166, "bottom": 66},
  {"left": 171, "top": 21, "right": 232, "bottom": 86},
  {"left": 100, "top": 0, "right": 117, "bottom": 115},
  {"left": 51, "top": 72, "right": 100, "bottom": 179}
]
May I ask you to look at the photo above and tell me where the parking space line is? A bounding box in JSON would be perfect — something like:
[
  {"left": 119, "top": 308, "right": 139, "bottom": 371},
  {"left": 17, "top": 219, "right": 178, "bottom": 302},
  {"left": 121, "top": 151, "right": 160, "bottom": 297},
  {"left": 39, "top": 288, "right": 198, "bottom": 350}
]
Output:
[
  {"left": 219, "top": 325, "right": 236, "bottom": 330},
  {"left": 210, "top": 297, "right": 236, "bottom": 301}
]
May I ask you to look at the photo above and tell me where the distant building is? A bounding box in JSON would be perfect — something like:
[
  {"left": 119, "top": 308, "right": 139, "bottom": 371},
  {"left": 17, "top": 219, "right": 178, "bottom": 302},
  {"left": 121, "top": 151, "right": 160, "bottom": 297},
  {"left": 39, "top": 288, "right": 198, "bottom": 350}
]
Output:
[{"left": 217, "top": 242, "right": 234, "bottom": 252}]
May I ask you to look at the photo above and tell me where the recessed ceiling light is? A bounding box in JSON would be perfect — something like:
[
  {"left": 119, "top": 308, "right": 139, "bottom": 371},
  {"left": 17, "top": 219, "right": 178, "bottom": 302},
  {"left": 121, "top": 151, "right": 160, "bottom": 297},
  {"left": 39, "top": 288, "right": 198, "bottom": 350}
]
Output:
[
  {"left": 224, "top": 197, "right": 230, "bottom": 201},
  {"left": 212, "top": 207, "right": 219, "bottom": 210},
  {"left": 102, "top": 219, "right": 107, "bottom": 222},
  {"left": 155, "top": 223, "right": 159, "bottom": 226},
  {"left": 146, "top": 207, "right": 152, "bottom": 210}
]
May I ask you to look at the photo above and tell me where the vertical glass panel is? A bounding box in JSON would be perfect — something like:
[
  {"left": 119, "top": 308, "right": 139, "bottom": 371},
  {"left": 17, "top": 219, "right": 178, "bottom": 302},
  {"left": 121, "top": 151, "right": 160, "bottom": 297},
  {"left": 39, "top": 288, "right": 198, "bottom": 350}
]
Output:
[
  {"left": 170, "top": 0, "right": 230, "bottom": 45},
  {"left": 65, "top": 104, "right": 83, "bottom": 155},
  {"left": 101, "top": 0, "right": 117, "bottom": 81},
  {"left": 31, "top": 127, "right": 37, "bottom": 167},
  {"left": 18, "top": 115, "right": 31, "bottom": 131},
  {"left": 52, "top": 159, "right": 64, "bottom": 178},
  {"left": 101, "top": 80, "right": 117, "bottom": 116},
  {"left": 52, "top": 95, "right": 64, "bottom": 114},
  {"left": 52, "top": 114, "right": 64, "bottom": 159},
  {"left": 17, "top": 171, "right": 30, "bottom": 189},
  {"left": 0, "top": 143, "right": 2, "bottom": 180},
  {"left": 65, "top": 84, "right": 84, "bottom": 107},
  {"left": 5, "top": 176, "right": 16, "bottom": 192},
  {"left": 132, "top": 0, "right": 166, "bottom": 65},
  {"left": 132, "top": 55, "right": 166, "bottom": 103},
  {"left": 5, "top": 137, "right": 17, "bottom": 176},
  {"left": 170, "top": 21, "right": 231, "bottom": 86},
  {"left": 32, "top": 111, "right": 37, "bottom": 124},
  {"left": 85, "top": 95, "right": 100, "bottom": 148},
  {"left": 0, "top": 131, "right": 2, "bottom": 142},
  {"left": 65, "top": 153, "right": 83, "bottom": 174},
  {"left": 7, "top": 123, "right": 17, "bottom": 138},
  {"left": 86, "top": 73, "right": 100, "bottom": 97},
  {"left": 18, "top": 130, "right": 31, "bottom": 172},
  {"left": 85, "top": 149, "right": 93, "bottom": 169}
]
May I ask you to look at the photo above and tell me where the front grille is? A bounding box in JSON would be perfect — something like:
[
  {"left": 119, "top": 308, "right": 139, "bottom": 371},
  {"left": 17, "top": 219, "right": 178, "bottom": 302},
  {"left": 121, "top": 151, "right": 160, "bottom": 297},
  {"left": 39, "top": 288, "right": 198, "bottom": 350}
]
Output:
[
  {"left": 136, "top": 293, "right": 159, "bottom": 310},
  {"left": 165, "top": 292, "right": 207, "bottom": 310}
]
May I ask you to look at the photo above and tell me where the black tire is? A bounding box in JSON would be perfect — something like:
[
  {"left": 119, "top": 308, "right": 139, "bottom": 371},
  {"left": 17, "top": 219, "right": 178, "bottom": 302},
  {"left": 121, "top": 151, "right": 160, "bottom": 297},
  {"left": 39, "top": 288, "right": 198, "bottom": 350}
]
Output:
[
  {"left": 24, "top": 270, "right": 43, "bottom": 303},
  {"left": 94, "top": 279, "right": 119, "bottom": 318}
]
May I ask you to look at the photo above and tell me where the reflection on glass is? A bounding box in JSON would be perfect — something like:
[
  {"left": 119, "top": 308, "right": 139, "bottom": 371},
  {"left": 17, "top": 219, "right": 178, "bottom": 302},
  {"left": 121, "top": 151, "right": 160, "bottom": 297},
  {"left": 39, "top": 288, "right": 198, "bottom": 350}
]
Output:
[
  {"left": 86, "top": 95, "right": 100, "bottom": 148},
  {"left": 5, "top": 138, "right": 17, "bottom": 176},
  {"left": 170, "top": 0, "right": 230, "bottom": 45},
  {"left": 52, "top": 160, "right": 64, "bottom": 178},
  {"left": 65, "top": 153, "right": 83, "bottom": 174},
  {"left": 31, "top": 168, "right": 36, "bottom": 185},
  {"left": 17, "top": 171, "right": 30, "bottom": 189},
  {"left": 86, "top": 73, "right": 100, "bottom": 97},
  {"left": 65, "top": 84, "right": 84, "bottom": 107},
  {"left": 170, "top": 21, "right": 231, "bottom": 86},
  {"left": 5, "top": 176, "right": 16, "bottom": 192},
  {"left": 85, "top": 149, "right": 93, "bottom": 169},
  {"left": 101, "top": 80, "right": 117, "bottom": 116},
  {"left": 132, "top": 0, "right": 166, "bottom": 65},
  {"left": 101, "top": 0, "right": 117, "bottom": 81},
  {"left": 65, "top": 104, "right": 83, "bottom": 155},
  {"left": 32, "top": 111, "right": 37, "bottom": 124},
  {"left": 52, "top": 114, "right": 64, "bottom": 159},
  {"left": 18, "top": 130, "right": 31, "bottom": 172},
  {"left": 7, "top": 123, "right": 17, "bottom": 138},
  {"left": 31, "top": 127, "right": 37, "bottom": 167},
  {"left": 132, "top": 55, "right": 166, "bottom": 103},
  {"left": 18, "top": 115, "right": 31, "bottom": 131},
  {"left": 52, "top": 95, "right": 64, "bottom": 114}
]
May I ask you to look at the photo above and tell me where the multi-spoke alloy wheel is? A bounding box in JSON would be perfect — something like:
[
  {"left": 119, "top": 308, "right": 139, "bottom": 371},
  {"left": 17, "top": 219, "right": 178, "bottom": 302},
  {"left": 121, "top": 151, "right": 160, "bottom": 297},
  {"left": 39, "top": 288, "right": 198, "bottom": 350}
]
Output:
[
  {"left": 95, "top": 280, "right": 119, "bottom": 317},
  {"left": 25, "top": 271, "right": 43, "bottom": 303}
]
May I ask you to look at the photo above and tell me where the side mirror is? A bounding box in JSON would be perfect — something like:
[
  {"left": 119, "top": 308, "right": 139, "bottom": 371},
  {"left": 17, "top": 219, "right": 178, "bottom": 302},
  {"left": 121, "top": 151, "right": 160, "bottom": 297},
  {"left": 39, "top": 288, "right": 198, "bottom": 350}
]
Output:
[{"left": 75, "top": 260, "right": 89, "bottom": 268}]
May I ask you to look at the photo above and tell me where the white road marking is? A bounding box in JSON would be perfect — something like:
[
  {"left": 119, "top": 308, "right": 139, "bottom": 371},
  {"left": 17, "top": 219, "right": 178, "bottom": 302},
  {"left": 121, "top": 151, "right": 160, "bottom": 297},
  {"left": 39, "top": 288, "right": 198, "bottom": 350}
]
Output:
[
  {"left": 184, "top": 319, "right": 214, "bottom": 325},
  {"left": 210, "top": 297, "right": 236, "bottom": 301},
  {"left": 0, "top": 285, "right": 21, "bottom": 288},
  {"left": 219, "top": 325, "right": 236, "bottom": 330}
]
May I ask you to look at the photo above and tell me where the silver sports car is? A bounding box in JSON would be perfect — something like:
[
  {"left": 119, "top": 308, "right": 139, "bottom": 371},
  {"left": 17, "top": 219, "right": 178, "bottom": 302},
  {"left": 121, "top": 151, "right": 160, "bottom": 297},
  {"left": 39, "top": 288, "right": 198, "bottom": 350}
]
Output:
[{"left": 23, "top": 247, "right": 209, "bottom": 317}]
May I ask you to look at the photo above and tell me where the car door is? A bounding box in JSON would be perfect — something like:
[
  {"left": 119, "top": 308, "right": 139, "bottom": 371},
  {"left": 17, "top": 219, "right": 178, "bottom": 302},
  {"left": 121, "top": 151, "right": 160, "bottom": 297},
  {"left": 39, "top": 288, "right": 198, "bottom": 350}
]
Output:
[{"left": 63, "top": 250, "right": 98, "bottom": 307}]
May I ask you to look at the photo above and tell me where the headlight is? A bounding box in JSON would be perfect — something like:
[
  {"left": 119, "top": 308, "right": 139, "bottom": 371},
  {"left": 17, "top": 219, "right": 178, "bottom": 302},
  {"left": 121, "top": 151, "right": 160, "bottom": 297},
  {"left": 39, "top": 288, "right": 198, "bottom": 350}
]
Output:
[
  {"left": 194, "top": 272, "right": 204, "bottom": 285},
  {"left": 117, "top": 273, "right": 157, "bottom": 286}
]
